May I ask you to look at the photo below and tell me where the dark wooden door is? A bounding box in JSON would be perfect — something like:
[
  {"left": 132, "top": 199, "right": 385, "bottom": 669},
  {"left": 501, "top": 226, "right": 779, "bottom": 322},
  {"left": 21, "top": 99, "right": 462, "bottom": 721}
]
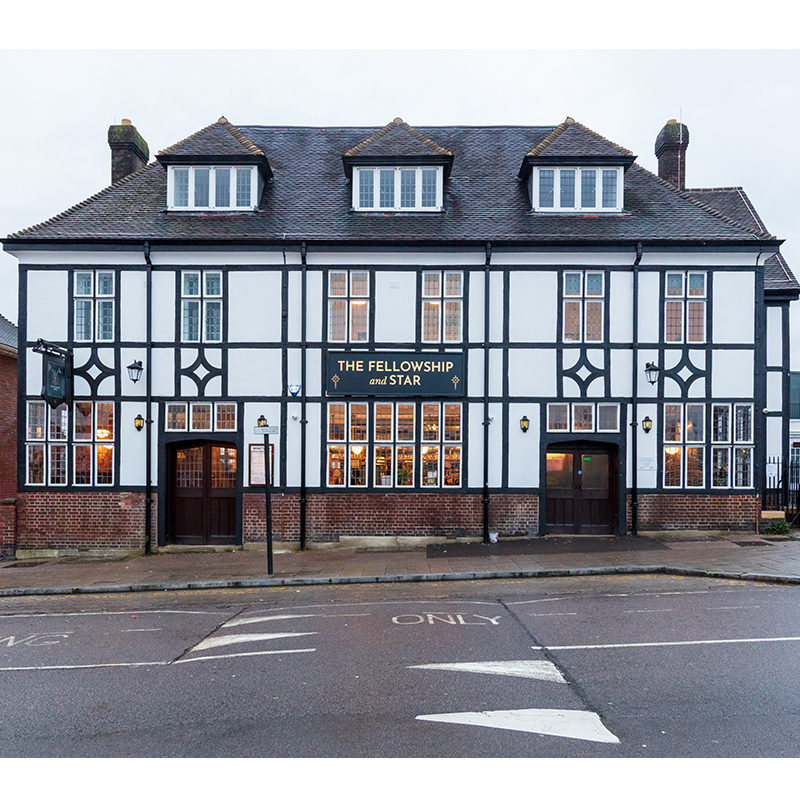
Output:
[
  {"left": 170, "top": 442, "right": 237, "bottom": 545},
  {"left": 546, "top": 445, "right": 616, "bottom": 535}
]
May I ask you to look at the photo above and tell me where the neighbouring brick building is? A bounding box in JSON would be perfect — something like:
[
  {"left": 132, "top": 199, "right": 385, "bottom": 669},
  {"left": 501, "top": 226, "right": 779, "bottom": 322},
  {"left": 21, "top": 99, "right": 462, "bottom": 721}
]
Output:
[
  {"left": 0, "top": 314, "right": 18, "bottom": 555},
  {"left": 1, "top": 115, "right": 797, "bottom": 553}
]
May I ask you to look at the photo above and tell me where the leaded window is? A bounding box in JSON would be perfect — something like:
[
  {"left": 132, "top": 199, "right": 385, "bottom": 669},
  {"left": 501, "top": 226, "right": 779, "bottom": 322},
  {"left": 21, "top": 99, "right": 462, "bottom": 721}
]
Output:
[
  {"left": 563, "top": 271, "right": 604, "bottom": 343},
  {"left": 328, "top": 270, "right": 369, "bottom": 342},
  {"left": 422, "top": 271, "right": 463, "bottom": 343},
  {"left": 74, "top": 270, "right": 115, "bottom": 342},
  {"left": 181, "top": 270, "right": 223, "bottom": 343}
]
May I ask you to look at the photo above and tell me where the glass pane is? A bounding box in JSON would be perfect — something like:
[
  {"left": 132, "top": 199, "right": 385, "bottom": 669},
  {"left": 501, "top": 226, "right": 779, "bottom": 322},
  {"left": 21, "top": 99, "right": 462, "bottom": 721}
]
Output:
[
  {"left": 686, "top": 405, "right": 704, "bottom": 442},
  {"left": 350, "top": 404, "right": 367, "bottom": 441},
  {"left": 235, "top": 168, "right": 252, "bottom": 207},
  {"left": 688, "top": 273, "right": 706, "bottom": 297},
  {"left": 687, "top": 301, "right": 705, "bottom": 342},
  {"left": 573, "top": 405, "right": 594, "bottom": 431},
  {"left": 735, "top": 406, "right": 752, "bottom": 442},
  {"left": 212, "top": 446, "right": 237, "bottom": 488},
  {"left": 421, "top": 169, "right": 437, "bottom": 207},
  {"left": 444, "top": 300, "right": 461, "bottom": 342},
  {"left": 177, "top": 447, "right": 203, "bottom": 488},
  {"left": 194, "top": 168, "right": 210, "bottom": 207},
  {"left": 602, "top": 170, "right": 617, "bottom": 207},
  {"left": 585, "top": 273, "right": 603, "bottom": 296},
  {"left": 422, "top": 445, "right": 439, "bottom": 486},
  {"left": 96, "top": 272, "right": 114, "bottom": 295},
  {"left": 397, "top": 405, "right": 414, "bottom": 441},
  {"left": 564, "top": 273, "right": 581, "bottom": 296},
  {"left": 712, "top": 447, "right": 730, "bottom": 488},
  {"left": 97, "top": 300, "right": 114, "bottom": 341},
  {"left": 666, "top": 273, "right": 684, "bottom": 296},
  {"left": 712, "top": 405, "right": 730, "bottom": 442},
  {"left": 597, "top": 405, "right": 618, "bottom": 432},
  {"left": 375, "top": 446, "right": 393, "bottom": 486},
  {"left": 75, "top": 403, "right": 93, "bottom": 440},
  {"left": 665, "top": 301, "right": 683, "bottom": 342},
  {"left": 396, "top": 446, "right": 414, "bottom": 486},
  {"left": 580, "top": 170, "right": 596, "bottom": 208},
  {"left": 49, "top": 444, "right": 67, "bottom": 485},
  {"left": 27, "top": 401, "right": 46, "bottom": 440},
  {"left": 581, "top": 453, "right": 608, "bottom": 490},
  {"left": 548, "top": 404, "right": 569, "bottom": 431},
  {"left": 75, "top": 300, "right": 92, "bottom": 341},
  {"left": 560, "top": 170, "right": 575, "bottom": 207},
  {"left": 328, "top": 404, "right": 346, "bottom": 441},
  {"left": 563, "top": 300, "right": 581, "bottom": 341},
  {"left": 443, "top": 446, "right": 461, "bottom": 487},
  {"left": 423, "top": 273, "right": 441, "bottom": 297},
  {"left": 205, "top": 272, "right": 222, "bottom": 296},
  {"left": 167, "top": 404, "right": 187, "bottom": 431},
  {"left": 215, "top": 168, "right": 231, "bottom": 207},
  {"left": 375, "top": 405, "right": 393, "bottom": 441},
  {"left": 664, "top": 447, "right": 682, "bottom": 487},
  {"left": 350, "top": 300, "right": 368, "bottom": 341},
  {"left": 422, "top": 404, "right": 440, "bottom": 441},
  {"left": 173, "top": 169, "right": 189, "bottom": 207},
  {"left": 686, "top": 446, "right": 704, "bottom": 487},
  {"left": 445, "top": 272, "right": 462, "bottom": 296},
  {"left": 359, "top": 170, "right": 374, "bottom": 208},
  {"left": 349, "top": 445, "right": 366, "bottom": 486},
  {"left": 734, "top": 447, "right": 752, "bottom": 487},
  {"left": 351, "top": 272, "right": 369, "bottom": 297},
  {"left": 75, "top": 272, "right": 93, "bottom": 296},
  {"left": 216, "top": 404, "right": 236, "bottom": 430},
  {"left": 400, "top": 169, "right": 416, "bottom": 208},
  {"left": 96, "top": 445, "right": 114, "bottom": 485},
  {"left": 183, "top": 300, "right": 200, "bottom": 341},
  {"left": 664, "top": 405, "right": 682, "bottom": 442},
  {"left": 423, "top": 301, "right": 440, "bottom": 342},
  {"left": 74, "top": 444, "right": 92, "bottom": 485},
  {"left": 444, "top": 404, "right": 461, "bottom": 441},
  {"left": 191, "top": 404, "right": 212, "bottom": 431},
  {"left": 328, "top": 446, "right": 345, "bottom": 486},
  {"left": 183, "top": 272, "right": 200, "bottom": 296},
  {"left": 584, "top": 300, "right": 603, "bottom": 342},
  {"left": 27, "top": 444, "right": 45, "bottom": 484},
  {"left": 328, "top": 300, "right": 347, "bottom": 341},
  {"left": 329, "top": 272, "right": 347, "bottom": 296},
  {"left": 205, "top": 301, "right": 222, "bottom": 341},
  {"left": 546, "top": 453, "right": 573, "bottom": 489},
  {"left": 538, "top": 170, "right": 554, "bottom": 207},
  {"left": 379, "top": 169, "right": 395, "bottom": 208},
  {"left": 96, "top": 403, "right": 114, "bottom": 441}
]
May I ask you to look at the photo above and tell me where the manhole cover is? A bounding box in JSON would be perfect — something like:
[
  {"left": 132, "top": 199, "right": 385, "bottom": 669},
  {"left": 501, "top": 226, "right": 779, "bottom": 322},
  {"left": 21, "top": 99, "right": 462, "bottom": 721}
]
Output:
[{"left": 732, "top": 540, "right": 773, "bottom": 547}]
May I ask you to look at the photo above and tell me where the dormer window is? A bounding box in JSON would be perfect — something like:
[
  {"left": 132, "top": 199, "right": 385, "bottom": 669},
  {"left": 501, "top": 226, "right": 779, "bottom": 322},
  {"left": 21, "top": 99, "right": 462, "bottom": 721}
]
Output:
[
  {"left": 532, "top": 166, "right": 622, "bottom": 212},
  {"left": 168, "top": 165, "right": 257, "bottom": 210},
  {"left": 353, "top": 166, "right": 443, "bottom": 212}
]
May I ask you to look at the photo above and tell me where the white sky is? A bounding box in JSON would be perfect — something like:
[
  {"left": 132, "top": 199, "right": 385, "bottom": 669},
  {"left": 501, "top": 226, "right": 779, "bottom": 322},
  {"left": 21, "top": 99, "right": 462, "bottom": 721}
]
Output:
[{"left": 2, "top": 8, "right": 799, "bottom": 365}]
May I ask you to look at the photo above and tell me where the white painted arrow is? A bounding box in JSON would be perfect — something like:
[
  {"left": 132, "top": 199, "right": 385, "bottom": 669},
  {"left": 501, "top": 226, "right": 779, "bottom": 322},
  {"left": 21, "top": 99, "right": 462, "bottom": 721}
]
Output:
[
  {"left": 417, "top": 708, "right": 619, "bottom": 744},
  {"left": 409, "top": 660, "right": 566, "bottom": 683},
  {"left": 190, "top": 631, "right": 317, "bottom": 652}
]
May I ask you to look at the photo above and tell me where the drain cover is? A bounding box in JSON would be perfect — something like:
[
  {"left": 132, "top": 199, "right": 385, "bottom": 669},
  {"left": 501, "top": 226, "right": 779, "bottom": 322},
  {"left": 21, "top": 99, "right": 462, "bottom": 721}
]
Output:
[{"left": 733, "top": 540, "right": 773, "bottom": 547}]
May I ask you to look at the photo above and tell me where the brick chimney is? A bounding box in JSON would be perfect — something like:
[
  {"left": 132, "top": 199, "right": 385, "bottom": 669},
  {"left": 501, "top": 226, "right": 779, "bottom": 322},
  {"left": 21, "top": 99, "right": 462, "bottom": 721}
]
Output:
[
  {"left": 655, "top": 119, "right": 689, "bottom": 190},
  {"left": 108, "top": 119, "right": 149, "bottom": 184}
]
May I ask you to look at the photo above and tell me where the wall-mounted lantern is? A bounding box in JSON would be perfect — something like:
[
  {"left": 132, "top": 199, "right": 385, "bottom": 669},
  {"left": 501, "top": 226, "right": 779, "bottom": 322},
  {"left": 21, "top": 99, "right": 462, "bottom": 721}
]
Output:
[
  {"left": 127, "top": 360, "right": 144, "bottom": 384},
  {"left": 134, "top": 414, "right": 145, "bottom": 432},
  {"left": 642, "top": 416, "right": 653, "bottom": 433},
  {"left": 644, "top": 362, "right": 661, "bottom": 385},
  {"left": 520, "top": 416, "right": 530, "bottom": 433}
]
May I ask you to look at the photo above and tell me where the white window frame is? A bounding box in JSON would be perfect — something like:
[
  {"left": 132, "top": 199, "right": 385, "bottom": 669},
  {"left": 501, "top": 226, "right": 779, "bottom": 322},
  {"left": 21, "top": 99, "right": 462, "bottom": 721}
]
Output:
[
  {"left": 327, "top": 270, "right": 369, "bottom": 343},
  {"left": 663, "top": 403, "right": 705, "bottom": 489},
  {"left": 422, "top": 271, "right": 463, "bottom": 343},
  {"left": 167, "top": 165, "right": 258, "bottom": 211},
  {"left": 74, "top": 270, "right": 115, "bottom": 343},
  {"left": 181, "top": 271, "right": 223, "bottom": 343},
  {"left": 664, "top": 271, "right": 707, "bottom": 344},
  {"left": 546, "top": 402, "right": 620, "bottom": 433},
  {"left": 562, "top": 271, "right": 605, "bottom": 343},
  {"left": 71, "top": 401, "right": 116, "bottom": 487},
  {"left": 353, "top": 166, "right": 443, "bottom": 212},
  {"left": 532, "top": 166, "right": 623, "bottom": 213}
]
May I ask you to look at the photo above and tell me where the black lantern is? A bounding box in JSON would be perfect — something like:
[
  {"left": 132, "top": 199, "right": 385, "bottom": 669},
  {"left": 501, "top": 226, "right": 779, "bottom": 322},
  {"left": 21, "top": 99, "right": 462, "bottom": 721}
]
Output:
[
  {"left": 134, "top": 414, "right": 145, "bottom": 432},
  {"left": 644, "top": 362, "right": 661, "bottom": 385},
  {"left": 642, "top": 416, "right": 653, "bottom": 433},
  {"left": 257, "top": 415, "right": 268, "bottom": 428},
  {"left": 520, "top": 416, "right": 530, "bottom": 433},
  {"left": 127, "top": 360, "right": 144, "bottom": 384}
]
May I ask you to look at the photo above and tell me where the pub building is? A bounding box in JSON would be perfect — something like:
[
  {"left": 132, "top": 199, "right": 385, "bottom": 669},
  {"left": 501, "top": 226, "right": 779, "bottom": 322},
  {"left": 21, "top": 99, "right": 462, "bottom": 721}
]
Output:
[{"left": 2, "top": 115, "right": 797, "bottom": 554}]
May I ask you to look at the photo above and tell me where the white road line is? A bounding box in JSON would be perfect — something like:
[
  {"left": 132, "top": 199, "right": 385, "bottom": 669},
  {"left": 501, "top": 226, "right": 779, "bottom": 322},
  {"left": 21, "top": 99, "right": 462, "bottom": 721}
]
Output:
[
  {"left": 222, "top": 613, "right": 370, "bottom": 628},
  {"left": 707, "top": 606, "right": 758, "bottom": 610},
  {"left": 0, "top": 661, "right": 167, "bottom": 671},
  {"left": 531, "top": 635, "right": 800, "bottom": 651},
  {"left": 409, "top": 660, "right": 566, "bottom": 683},
  {"left": 121, "top": 628, "right": 162, "bottom": 632},
  {"left": 529, "top": 612, "right": 577, "bottom": 617},
  {"left": 623, "top": 609, "right": 673, "bottom": 614},
  {"left": 0, "top": 610, "right": 222, "bottom": 618},
  {"left": 176, "top": 648, "right": 317, "bottom": 663},
  {"left": 190, "top": 631, "right": 317, "bottom": 652}
]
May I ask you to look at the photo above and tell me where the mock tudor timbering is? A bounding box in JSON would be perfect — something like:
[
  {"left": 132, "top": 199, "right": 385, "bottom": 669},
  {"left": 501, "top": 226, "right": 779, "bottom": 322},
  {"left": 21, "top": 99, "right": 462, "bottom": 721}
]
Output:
[{"left": 2, "top": 115, "right": 798, "bottom": 553}]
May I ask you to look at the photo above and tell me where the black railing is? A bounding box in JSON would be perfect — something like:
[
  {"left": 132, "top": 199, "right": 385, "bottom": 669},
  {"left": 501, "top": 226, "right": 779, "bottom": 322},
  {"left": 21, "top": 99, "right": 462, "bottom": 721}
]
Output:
[{"left": 763, "top": 456, "right": 800, "bottom": 525}]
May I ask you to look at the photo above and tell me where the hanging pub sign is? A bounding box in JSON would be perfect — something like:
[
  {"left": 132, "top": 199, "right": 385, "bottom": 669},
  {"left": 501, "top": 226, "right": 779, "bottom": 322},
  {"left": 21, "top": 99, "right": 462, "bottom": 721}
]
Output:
[
  {"left": 326, "top": 351, "right": 465, "bottom": 396},
  {"left": 40, "top": 351, "right": 71, "bottom": 409}
]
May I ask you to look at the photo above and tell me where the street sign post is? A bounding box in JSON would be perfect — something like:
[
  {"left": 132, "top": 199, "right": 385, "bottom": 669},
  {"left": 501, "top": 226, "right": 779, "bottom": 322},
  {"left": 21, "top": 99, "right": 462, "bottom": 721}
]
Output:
[{"left": 255, "top": 417, "right": 278, "bottom": 574}]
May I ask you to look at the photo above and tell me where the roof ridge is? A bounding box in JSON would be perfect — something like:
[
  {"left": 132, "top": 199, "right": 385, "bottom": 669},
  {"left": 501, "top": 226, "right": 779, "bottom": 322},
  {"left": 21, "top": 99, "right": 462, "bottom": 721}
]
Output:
[
  {"left": 344, "top": 117, "right": 452, "bottom": 157},
  {"left": 631, "top": 163, "right": 774, "bottom": 240},
  {"left": 7, "top": 161, "right": 161, "bottom": 238},
  {"left": 526, "top": 117, "right": 634, "bottom": 158},
  {"left": 158, "top": 117, "right": 265, "bottom": 158}
]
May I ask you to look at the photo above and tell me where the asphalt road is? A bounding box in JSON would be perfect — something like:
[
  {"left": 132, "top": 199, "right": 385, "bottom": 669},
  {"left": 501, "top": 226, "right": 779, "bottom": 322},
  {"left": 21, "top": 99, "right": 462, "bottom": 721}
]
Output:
[{"left": 1, "top": 575, "right": 798, "bottom": 758}]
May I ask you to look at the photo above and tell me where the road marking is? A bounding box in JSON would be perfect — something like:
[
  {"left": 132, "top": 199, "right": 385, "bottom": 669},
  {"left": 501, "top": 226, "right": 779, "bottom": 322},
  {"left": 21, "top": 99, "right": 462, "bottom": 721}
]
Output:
[
  {"left": 121, "top": 628, "right": 162, "bottom": 632},
  {"left": 190, "top": 631, "right": 317, "bottom": 652},
  {"left": 392, "top": 613, "right": 501, "bottom": 625},
  {"left": 529, "top": 612, "right": 577, "bottom": 617},
  {"left": 0, "top": 661, "right": 167, "bottom": 671},
  {"left": 532, "top": 635, "right": 800, "bottom": 651},
  {"left": 623, "top": 609, "right": 673, "bottom": 614},
  {"left": 223, "top": 613, "right": 370, "bottom": 628},
  {"left": 417, "top": 708, "right": 619, "bottom": 744},
  {"left": 409, "top": 660, "right": 566, "bottom": 683},
  {"left": 176, "top": 648, "right": 317, "bottom": 663}
]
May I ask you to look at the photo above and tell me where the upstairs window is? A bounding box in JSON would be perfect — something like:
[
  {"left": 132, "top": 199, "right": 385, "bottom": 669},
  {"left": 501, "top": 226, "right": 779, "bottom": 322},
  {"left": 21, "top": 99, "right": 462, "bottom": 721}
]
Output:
[
  {"left": 328, "top": 271, "right": 369, "bottom": 342},
  {"left": 664, "top": 272, "right": 706, "bottom": 343},
  {"left": 354, "top": 167, "right": 443, "bottom": 212},
  {"left": 532, "top": 166, "right": 623, "bottom": 212},
  {"left": 563, "top": 271, "right": 604, "bottom": 343},
  {"left": 168, "top": 165, "right": 257, "bottom": 210},
  {"left": 422, "top": 271, "right": 463, "bottom": 343},
  {"left": 181, "top": 271, "right": 223, "bottom": 343},
  {"left": 74, "top": 270, "right": 115, "bottom": 342}
]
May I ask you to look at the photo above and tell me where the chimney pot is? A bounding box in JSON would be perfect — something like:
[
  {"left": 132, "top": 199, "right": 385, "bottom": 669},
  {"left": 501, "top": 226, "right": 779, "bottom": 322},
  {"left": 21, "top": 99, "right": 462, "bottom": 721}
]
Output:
[
  {"left": 108, "top": 120, "right": 149, "bottom": 184},
  {"left": 655, "top": 119, "right": 689, "bottom": 190}
]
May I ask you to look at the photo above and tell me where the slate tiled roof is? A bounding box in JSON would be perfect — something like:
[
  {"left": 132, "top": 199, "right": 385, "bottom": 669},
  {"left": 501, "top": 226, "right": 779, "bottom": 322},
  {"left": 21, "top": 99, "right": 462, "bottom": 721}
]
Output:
[
  {"left": 0, "top": 314, "right": 17, "bottom": 354},
  {"left": 526, "top": 117, "right": 633, "bottom": 158},
  {"left": 157, "top": 117, "right": 265, "bottom": 158},
  {"left": 344, "top": 118, "right": 452, "bottom": 158},
  {"left": 4, "top": 119, "right": 781, "bottom": 247}
]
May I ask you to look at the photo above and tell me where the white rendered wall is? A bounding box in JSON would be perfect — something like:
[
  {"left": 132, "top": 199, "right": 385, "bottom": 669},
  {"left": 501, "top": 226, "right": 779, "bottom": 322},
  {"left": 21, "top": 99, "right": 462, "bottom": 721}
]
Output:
[
  {"left": 508, "top": 402, "right": 540, "bottom": 488},
  {"left": 27, "top": 270, "right": 68, "bottom": 341},
  {"left": 637, "top": 272, "right": 660, "bottom": 344},
  {"left": 243, "top": 402, "right": 282, "bottom": 486},
  {"left": 306, "top": 271, "right": 323, "bottom": 342},
  {"left": 490, "top": 272, "right": 503, "bottom": 343},
  {"left": 767, "top": 415, "right": 783, "bottom": 460},
  {"left": 767, "top": 371, "right": 784, "bottom": 412},
  {"left": 120, "top": 271, "right": 147, "bottom": 342},
  {"left": 151, "top": 272, "right": 175, "bottom": 342},
  {"left": 766, "top": 305, "right": 783, "bottom": 367},
  {"left": 508, "top": 272, "right": 558, "bottom": 343},
  {"left": 609, "top": 272, "right": 633, "bottom": 343},
  {"left": 228, "top": 348, "right": 282, "bottom": 396},
  {"left": 375, "top": 272, "right": 415, "bottom": 342},
  {"left": 228, "top": 271, "right": 282, "bottom": 343},
  {"left": 469, "top": 272, "right": 485, "bottom": 343},
  {"left": 712, "top": 350, "right": 754, "bottom": 398},
  {"left": 508, "top": 349, "right": 557, "bottom": 397},
  {"left": 713, "top": 272, "right": 755, "bottom": 344}
]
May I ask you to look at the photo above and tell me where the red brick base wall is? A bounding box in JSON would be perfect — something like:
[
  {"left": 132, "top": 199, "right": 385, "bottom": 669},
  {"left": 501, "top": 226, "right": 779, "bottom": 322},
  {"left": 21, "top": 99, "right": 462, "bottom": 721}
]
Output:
[
  {"left": 0, "top": 501, "right": 15, "bottom": 557},
  {"left": 244, "top": 492, "right": 539, "bottom": 543},
  {"left": 628, "top": 493, "right": 759, "bottom": 532},
  {"left": 16, "top": 492, "right": 158, "bottom": 552}
]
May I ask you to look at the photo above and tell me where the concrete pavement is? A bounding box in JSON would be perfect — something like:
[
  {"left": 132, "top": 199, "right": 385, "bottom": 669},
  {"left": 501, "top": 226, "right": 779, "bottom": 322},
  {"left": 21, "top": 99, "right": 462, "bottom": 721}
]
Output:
[{"left": 2, "top": 531, "right": 800, "bottom": 597}]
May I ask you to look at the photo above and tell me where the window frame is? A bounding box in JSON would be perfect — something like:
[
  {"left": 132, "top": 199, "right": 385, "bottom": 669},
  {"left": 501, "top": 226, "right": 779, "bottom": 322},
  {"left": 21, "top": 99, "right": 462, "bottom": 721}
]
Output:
[
  {"left": 664, "top": 271, "right": 707, "bottom": 344},
  {"left": 662, "top": 403, "right": 705, "bottom": 489},
  {"left": 546, "top": 402, "right": 620, "bottom": 433},
  {"left": 181, "top": 270, "right": 223, "bottom": 343},
  {"left": 562, "top": 270, "right": 605, "bottom": 343},
  {"left": 167, "top": 165, "right": 258, "bottom": 211},
  {"left": 327, "top": 270, "right": 370, "bottom": 343},
  {"left": 74, "top": 270, "right": 115, "bottom": 343},
  {"left": 532, "top": 166, "right": 623, "bottom": 213},
  {"left": 353, "top": 166, "right": 443, "bottom": 212},
  {"left": 421, "top": 271, "right": 463, "bottom": 343}
]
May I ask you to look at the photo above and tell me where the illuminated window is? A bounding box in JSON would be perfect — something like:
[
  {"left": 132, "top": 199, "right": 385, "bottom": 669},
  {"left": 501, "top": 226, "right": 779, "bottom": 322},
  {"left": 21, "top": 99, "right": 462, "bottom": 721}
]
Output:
[
  {"left": 422, "top": 271, "right": 462, "bottom": 343},
  {"left": 328, "top": 270, "right": 369, "bottom": 342},
  {"left": 663, "top": 403, "right": 704, "bottom": 488},
  {"left": 664, "top": 272, "right": 706, "bottom": 343},
  {"left": 563, "top": 271, "right": 604, "bottom": 343},
  {"left": 73, "top": 402, "right": 115, "bottom": 486}
]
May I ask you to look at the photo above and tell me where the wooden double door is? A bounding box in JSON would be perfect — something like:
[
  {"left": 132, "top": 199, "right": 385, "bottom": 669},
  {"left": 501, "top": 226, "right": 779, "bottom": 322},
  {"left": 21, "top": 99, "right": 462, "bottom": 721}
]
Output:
[
  {"left": 545, "top": 443, "right": 618, "bottom": 535},
  {"left": 168, "top": 441, "right": 238, "bottom": 545}
]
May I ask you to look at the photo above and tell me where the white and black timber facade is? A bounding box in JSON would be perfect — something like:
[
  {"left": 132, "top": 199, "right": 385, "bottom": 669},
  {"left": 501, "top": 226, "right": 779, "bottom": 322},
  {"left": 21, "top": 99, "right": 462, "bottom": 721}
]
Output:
[{"left": 3, "top": 115, "right": 798, "bottom": 553}]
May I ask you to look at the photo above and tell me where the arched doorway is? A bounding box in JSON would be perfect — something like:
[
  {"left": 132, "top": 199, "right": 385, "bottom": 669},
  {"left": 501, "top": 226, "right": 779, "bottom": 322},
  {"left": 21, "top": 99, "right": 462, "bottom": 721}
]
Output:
[
  {"left": 167, "top": 441, "right": 238, "bottom": 545},
  {"left": 545, "top": 442, "right": 618, "bottom": 535}
]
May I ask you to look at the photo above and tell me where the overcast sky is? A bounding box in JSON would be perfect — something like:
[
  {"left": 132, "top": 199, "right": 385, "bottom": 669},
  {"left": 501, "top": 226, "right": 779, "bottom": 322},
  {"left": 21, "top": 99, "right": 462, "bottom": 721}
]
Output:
[{"left": 2, "top": 42, "right": 799, "bottom": 362}]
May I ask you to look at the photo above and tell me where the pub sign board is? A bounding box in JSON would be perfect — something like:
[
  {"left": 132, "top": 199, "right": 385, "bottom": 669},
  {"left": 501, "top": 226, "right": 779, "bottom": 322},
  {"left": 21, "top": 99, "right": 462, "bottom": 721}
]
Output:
[
  {"left": 326, "top": 352, "right": 465, "bottom": 396},
  {"left": 41, "top": 352, "right": 71, "bottom": 409}
]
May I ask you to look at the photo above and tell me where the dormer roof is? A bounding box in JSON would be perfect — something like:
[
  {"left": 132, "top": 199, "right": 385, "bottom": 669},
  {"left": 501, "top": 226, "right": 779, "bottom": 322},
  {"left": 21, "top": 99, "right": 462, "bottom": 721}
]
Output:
[
  {"left": 156, "top": 117, "right": 273, "bottom": 180},
  {"left": 519, "top": 117, "right": 636, "bottom": 180},
  {"left": 342, "top": 118, "right": 454, "bottom": 179}
]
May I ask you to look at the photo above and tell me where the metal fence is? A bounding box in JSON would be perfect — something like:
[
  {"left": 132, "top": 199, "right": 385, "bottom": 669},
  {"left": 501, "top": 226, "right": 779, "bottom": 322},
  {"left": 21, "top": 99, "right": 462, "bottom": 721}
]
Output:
[{"left": 763, "top": 456, "right": 800, "bottom": 524}]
